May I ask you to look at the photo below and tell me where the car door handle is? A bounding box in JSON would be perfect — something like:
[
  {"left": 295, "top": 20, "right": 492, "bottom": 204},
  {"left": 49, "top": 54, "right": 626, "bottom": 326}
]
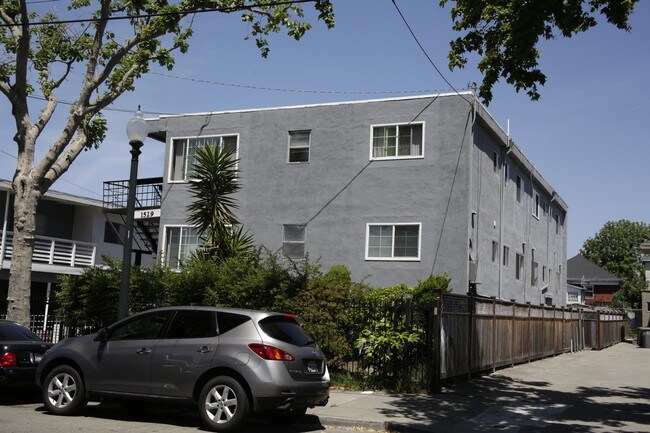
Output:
[
  {"left": 196, "top": 346, "right": 214, "bottom": 354},
  {"left": 136, "top": 348, "right": 152, "bottom": 355}
]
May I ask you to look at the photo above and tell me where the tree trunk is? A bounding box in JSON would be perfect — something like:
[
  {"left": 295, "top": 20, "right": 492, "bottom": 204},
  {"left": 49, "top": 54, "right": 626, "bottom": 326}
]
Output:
[{"left": 5, "top": 180, "right": 39, "bottom": 327}]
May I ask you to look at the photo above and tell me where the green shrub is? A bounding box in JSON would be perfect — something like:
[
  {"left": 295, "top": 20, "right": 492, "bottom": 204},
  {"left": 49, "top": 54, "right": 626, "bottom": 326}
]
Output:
[{"left": 413, "top": 273, "right": 451, "bottom": 304}]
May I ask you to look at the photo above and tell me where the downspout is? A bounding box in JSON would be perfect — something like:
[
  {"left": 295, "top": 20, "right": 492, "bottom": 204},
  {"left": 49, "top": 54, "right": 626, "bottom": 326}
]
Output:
[
  {"left": 525, "top": 171, "right": 533, "bottom": 304},
  {"left": 469, "top": 86, "right": 479, "bottom": 294},
  {"left": 498, "top": 122, "right": 512, "bottom": 300},
  {"left": 549, "top": 193, "right": 558, "bottom": 303}
]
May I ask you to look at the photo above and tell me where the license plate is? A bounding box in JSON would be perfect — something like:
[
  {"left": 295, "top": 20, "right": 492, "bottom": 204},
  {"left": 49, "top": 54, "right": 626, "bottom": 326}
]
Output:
[{"left": 307, "top": 361, "right": 319, "bottom": 373}]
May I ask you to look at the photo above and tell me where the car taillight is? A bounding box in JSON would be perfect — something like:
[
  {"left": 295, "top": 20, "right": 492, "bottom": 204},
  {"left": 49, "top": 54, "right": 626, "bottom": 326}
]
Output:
[
  {"left": 0, "top": 352, "right": 18, "bottom": 367},
  {"left": 248, "top": 343, "right": 295, "bottom": 361}
]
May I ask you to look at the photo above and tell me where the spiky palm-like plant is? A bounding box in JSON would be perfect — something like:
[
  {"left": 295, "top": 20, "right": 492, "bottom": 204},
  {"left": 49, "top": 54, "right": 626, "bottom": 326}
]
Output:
[{"left": 187, "top": 144, "right": 253, "bottom": 260}]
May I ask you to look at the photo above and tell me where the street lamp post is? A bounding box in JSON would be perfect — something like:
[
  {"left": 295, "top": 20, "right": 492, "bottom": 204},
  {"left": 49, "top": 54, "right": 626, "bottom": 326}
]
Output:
[{"left": 118, "top": 107, "right": 148, "bottom": 320}]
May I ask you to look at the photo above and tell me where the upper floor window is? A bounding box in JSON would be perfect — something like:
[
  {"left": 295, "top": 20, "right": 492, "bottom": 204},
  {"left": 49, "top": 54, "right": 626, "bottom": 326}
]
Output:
[
  {"left": 491, "top": 241, "right": 499, "bottom": 263},
  {"left": 516, "top": 175, "right": 524, "bottom": 203},
  {"left": 366, "top": 223, "right": 420, "bottom": 260},
  {"left": 170, "top": 135, "right": 238, "bottom": 182},
  {"left": 164, "top": 226, "right": 201, "bottom": 269},
  {"left": 282, "top": 225, "right": 306, "bottom": 259},
  {"left": 492, "top": 151, "right": 500, "bottom": 173},
  {"left": 515, "top": 253, "right": 524, "bottom": 280},
  {"left": 371, "top": 123, "right": 423, "bottom": 160},
  {"left": 288, "top": 130, "right": 310, "bottom": 163},
  {"left": 532, "top": 189, "right": 541, "bottom": 219},
  {"left": 504, "top": 162, "right": 510, "bottom": 185}
]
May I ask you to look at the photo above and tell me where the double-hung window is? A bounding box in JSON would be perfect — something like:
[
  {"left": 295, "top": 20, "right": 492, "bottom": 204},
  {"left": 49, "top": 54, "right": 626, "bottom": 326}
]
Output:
[
  {"left": 288, "top": 130, "right": 310, "bottom": 163},
  {"left": 516, "top": 176, "right": 524, "bottom": 203},
  {"left": 371, "top": 123, "right": 423, "bottom": 159},
  {"left": 515, "top": 253, "right": 524, "bottom": 280},
  {"left": 282, "top": 225, "right": 306, "bottom": 259},
  {"left": 532, "top": 189, "right": 541, "bottom": 219},
  {"left": 170, "top": 135, "right": 238, "bottom": 181},
  {"left": 366, "top": 223, "right": 420, "bottom": 260},
  {"left": 164, "top": 226, "right": 201, "bottom": 269}
]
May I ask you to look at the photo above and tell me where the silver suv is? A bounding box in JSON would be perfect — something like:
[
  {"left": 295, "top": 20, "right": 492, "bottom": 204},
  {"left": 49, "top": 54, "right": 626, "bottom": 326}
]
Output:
[{"left": 36, "top": 306, "right": 330, "bottom": 431}]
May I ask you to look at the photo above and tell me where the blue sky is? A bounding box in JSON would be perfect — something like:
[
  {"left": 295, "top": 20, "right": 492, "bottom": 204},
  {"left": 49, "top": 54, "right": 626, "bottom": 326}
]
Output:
[{"left": 1, "top": 0, "right": 649, "bottom": 257}]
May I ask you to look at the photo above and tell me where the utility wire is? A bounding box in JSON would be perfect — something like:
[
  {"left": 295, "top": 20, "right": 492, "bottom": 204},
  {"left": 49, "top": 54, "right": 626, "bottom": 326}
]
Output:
[
  {"left": 390, "top": 0, "right": 471, "bottom": 105},
  {"left": 0, "top": 0, "right": 316, "bottom": 27},
  {"left": 27, "top": 94, "right": 175, "bottom": 116},
  {"left": 151, "top": 72, "right": 450, "bottom": 96}
]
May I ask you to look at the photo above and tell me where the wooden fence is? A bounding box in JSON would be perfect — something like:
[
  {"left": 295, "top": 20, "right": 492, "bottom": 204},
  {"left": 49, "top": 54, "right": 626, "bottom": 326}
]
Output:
[{"left": 438, "top": 294, "right": 627, "bottom": 384}]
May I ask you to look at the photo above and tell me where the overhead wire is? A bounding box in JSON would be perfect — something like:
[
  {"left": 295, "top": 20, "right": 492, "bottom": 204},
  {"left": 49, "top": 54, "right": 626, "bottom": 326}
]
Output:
[
  {"left": 0, "top": 0, "right": 317, "bottom": 27},
  {"left": 390, "top": 0, "right": 472, "bottom": 106}
]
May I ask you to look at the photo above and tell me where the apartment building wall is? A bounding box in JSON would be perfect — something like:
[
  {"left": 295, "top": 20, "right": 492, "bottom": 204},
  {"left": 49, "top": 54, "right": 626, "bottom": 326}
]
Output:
[{"left": 149, "top": 94, "right": 568, "bottom": 302}]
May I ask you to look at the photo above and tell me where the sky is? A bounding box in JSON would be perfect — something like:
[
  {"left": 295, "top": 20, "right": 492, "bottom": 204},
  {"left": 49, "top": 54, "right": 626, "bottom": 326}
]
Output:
[{"left": 1, "top": 0, "right": 649, "bottom": 258}]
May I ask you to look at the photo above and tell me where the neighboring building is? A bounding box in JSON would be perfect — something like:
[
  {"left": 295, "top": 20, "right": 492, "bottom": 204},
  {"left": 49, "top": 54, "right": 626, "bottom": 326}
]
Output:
[
  {"left": 642, "top": 290, "right": 650, "bottom": 327},
  {"left": 0, "top": 179, "right": 152, "bottom": 316},
  {"left": 567, "top": 254, "right": 623, "bottom": 306},
  {"left": 566, "top": 283, "right": 586, "bottom": 307},
  {"left": 145, "top": 93, "right": 569, "bottom": 305}
]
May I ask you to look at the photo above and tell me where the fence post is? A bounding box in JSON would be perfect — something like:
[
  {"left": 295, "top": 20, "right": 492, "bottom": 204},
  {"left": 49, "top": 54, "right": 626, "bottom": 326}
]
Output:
[
  {"left": 527, "top": 302, "right": 532, "bottom": 363},
  {"left": 429, "top": 290, "right": 443, "bottom": 393},
  {"left": 596, "top": 311, "right": 601, "bottom": 350},
  {"left": 511, "top": 299, "right": 516, "bottom": 367},
  {"left": 467, "top": 291, "right": 474, "bottom": 379}
]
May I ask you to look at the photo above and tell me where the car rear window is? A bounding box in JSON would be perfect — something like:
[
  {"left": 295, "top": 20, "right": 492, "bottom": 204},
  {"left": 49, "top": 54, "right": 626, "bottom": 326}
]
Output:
[
  {"left": 258, "top": 316, "right": 313, "bottom": 346},
  {"left": 0, "top": 322, "right": 42, "bottom": 341}
]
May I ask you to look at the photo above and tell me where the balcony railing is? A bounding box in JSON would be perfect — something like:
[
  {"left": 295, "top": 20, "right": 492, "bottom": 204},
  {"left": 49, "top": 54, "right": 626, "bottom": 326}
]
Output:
[
  {"left": 0, "top": 230, "right": 96, "bottom": 268},
  {"left": 103, "top": 177, "right": 163, "bottom": 210}
]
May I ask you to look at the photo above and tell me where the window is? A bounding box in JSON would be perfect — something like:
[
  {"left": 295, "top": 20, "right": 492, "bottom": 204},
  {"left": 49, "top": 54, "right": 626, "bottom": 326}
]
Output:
[
  {"left": 568, "top": 292, "right": 579, "bottom": 303},
  {"left": 288, "top": 130, "right": 310, "bottom": 163},
  {"left": 170, "top": 135, "right": 238, "bottom": 181},
  {"left": 504, "top": 163, "right": 510, "bottom": 184},
  {"left": 515, "top": 253, "right": 524, "bottom": 280},
  {"left": 493, "top": 151, "right": 500, "bottom": 173},
  {"left": 110, "top": 311, "right": 172, "bottom": 341},
  {"left": 646, "top": 301, "right": 650, "bottom": 312},
  {"left": 166, "top": 310, "right": 217, "bottom": 339},
  {"left": 516, "top": 176, "right": 524, "bottom": 203},
  {"left": 531, "top": 260, "right": 539, "bottom": 286},
  {"left": 371, "top": 123, "right": 423, "bottom": 159},
  {"left": 104, "top": 221, "right": 125, "bottom": 244},
  {"left": 542, "top": 265, "right": 547, "bottom": 283},
  {"left": 165, "top": 226, "right": 201, "bottom": 269},
  {"left": 217, "top": 312, "right": 251, "bottom": 335},
  {"left": 492, "top": 241, "right": 499, "bottom": 263},
  {"left": 532, "top": 190, "right": 540, "bottom": 218},
  {"left": 503, "top": 245, "right": 510, "bottom": 268},
  {"left": 366, "top": 223, "right": 420, "bottom": 260},
  {"left": 585, "top": 284, "right": 594, "bottom": 299},
  {"left": 283, "top": 225, "right": 306, "bottom": 259}
]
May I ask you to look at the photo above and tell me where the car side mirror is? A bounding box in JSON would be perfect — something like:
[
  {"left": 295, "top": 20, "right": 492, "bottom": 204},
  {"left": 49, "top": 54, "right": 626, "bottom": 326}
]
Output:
[{"left": 94, "top": 328, "right": 109, "bottom": 342}]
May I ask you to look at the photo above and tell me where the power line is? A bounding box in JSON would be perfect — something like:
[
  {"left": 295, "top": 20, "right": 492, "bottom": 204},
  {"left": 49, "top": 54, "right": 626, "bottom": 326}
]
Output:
[
  {"left": 27, "top": 95, "right": 175, "bottom": 116},
  {"left": 0, "top": 0, "right": 316, "bottom": 28},
  {"left": 152, "top": 72, "right": 455, "bottom": 96},
  {"left": 390, "top": 0, "right": 471, "bottom": 105}
]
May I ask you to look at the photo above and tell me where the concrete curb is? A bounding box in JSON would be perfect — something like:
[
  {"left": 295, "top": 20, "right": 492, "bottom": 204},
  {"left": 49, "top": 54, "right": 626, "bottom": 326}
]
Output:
[{"left": 301, "top": 415, "right": 431, "bottom": 433}]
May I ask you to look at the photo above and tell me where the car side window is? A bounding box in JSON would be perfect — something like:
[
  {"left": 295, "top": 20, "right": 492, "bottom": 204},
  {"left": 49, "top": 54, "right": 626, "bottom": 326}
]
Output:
[
  {"left": 165, "top": 310, "right": 217, "bottom": 339},
  {"left": 109, "top": 311, "right": 172, "bottom": 341},
  {"left": 217, "top": 312, "right": 251, "bottom": 335}
]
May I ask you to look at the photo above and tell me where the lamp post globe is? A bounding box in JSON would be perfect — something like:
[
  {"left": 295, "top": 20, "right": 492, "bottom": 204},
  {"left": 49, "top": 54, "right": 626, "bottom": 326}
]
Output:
[{"left": 118, "top": 107, "right": 148, "bottom": 320}]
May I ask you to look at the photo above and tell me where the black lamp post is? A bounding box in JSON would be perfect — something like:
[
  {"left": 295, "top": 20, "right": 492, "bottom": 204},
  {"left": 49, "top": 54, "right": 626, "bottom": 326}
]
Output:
[{"left": 118, "top": 107, "right": 148, "bottom": 320}]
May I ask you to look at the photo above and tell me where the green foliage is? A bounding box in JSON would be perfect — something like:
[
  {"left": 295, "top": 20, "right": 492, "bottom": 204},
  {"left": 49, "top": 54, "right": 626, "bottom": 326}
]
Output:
[
  {"left": 414, "top": 273, "right": 452, "bottom": 304},
  {"left": 440, "top": 0, "right": 639, "bottom": 103},
  {"left": 581, "top": 220, "right": 650, "bottom": 308},
  {"left": 364, "top": 284, "right": 413, "bottom": 304}
]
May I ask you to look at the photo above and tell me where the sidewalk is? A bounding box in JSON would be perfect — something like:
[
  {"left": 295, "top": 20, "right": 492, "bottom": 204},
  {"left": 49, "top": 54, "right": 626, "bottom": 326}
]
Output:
[{"left": 306, "top": 341, "right": 650, "bottom": 432}]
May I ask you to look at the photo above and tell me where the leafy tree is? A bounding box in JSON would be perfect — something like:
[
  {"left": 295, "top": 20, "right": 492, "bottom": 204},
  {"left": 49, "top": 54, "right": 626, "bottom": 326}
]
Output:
[
  {"left": 581, "top": 220, "right": 650, "bottom": 308},
  {"left": 441, "top": 0, "right": 639, "bottom": 103},
  {"left": 1, "top": 0, "right": 334, "bottom": 325}
]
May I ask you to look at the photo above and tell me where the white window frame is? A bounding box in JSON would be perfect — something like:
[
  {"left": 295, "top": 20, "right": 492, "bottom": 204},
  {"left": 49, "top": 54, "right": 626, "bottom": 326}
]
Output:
[
  {"left": 515, "top": 253, "right": 524, "bottom": 281},
  {"left": 503, "top": 245, "right": 510, "bottom": 268},
  {"left": 282, "top": 224, "right": 306, "bottom": 260},
  {"left": 516, "top": 175, "right": 524, "bottom": 204},
  {"left": 162, "top": 225, "right": 202, "bottom": 270},
  {"left": 492, "top": 241, "right": 499, "bottom": 263},
  {"left": 168, "top": 134, "right": 240, "bottom": 183},
  {"left": 369, "top": 122, "right": 425, "bottom": 161},
  {"left": 493, "top": 151, "right": 500, "bottom": 174},
  {"left": 365, "top": 222, "right": 421, "bottom": 261},
  {"left": 287, "top": 130, "right": 311, "bottom": 164},
  {"left": 532, "top": 189, "right": 541, "bottom": 219},
  {"left": 504, "top": 162, "right": 510, "bottom": 185}
]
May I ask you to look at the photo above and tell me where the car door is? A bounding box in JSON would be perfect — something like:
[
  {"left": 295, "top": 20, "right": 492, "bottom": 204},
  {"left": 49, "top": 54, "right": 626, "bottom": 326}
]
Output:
[
  {"left": 149, "top": 309, "right": 219, "bottom": 398},
  {"left": 92, "top": 310, "right": 172, "bottom": 395}
]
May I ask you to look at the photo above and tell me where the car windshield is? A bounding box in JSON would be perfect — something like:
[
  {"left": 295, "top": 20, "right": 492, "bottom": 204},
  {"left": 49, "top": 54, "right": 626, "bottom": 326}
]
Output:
[
  {"left": 0, "top": 322, "right": 42, "bottom": 341},
  {"left": 258, "top": 316, "right": 314, "bottom": 347}
]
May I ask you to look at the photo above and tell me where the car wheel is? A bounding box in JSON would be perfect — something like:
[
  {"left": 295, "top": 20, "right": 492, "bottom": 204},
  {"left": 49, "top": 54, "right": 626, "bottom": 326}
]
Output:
[
  {"left": 199, "top": 376, "right": 249, "bottom": 432},
  {"left": 42, "top": 365, "right": 87, "bottom": 415}
]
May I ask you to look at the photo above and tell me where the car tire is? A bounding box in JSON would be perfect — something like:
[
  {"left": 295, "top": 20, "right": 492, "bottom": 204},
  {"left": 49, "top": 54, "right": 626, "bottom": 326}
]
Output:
[
  {"left": 199, "top": 376, "right": 249, "bottom": 432},
  {"left": 42, "top": 365, "right": 87, "bottom": 415}
]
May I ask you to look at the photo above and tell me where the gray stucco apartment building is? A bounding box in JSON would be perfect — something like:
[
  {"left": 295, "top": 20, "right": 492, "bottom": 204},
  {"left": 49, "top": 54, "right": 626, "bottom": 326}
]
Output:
[{"left": 147, "top": 92, "right": 568, "bottom": 306}]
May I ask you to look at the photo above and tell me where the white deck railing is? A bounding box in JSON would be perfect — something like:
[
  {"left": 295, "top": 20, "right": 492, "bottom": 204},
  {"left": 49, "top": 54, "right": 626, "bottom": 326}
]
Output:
[{"left": 0, "top": 230, "right": 96, "bottom": 268}]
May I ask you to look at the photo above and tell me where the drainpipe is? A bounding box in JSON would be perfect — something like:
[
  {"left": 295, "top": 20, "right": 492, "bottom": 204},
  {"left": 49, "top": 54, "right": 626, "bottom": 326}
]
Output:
[
  {"left": 498, "top": 123, "right": 513, "bottom": 301},
  {"left": 548, "top": 193, "right": 558, "bottom": 303}
]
